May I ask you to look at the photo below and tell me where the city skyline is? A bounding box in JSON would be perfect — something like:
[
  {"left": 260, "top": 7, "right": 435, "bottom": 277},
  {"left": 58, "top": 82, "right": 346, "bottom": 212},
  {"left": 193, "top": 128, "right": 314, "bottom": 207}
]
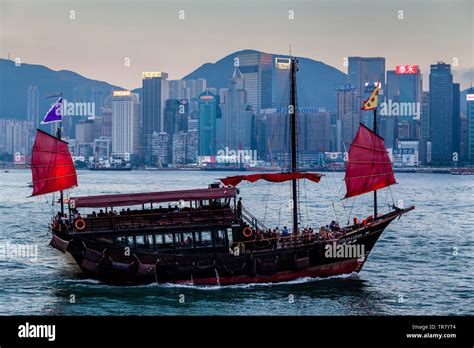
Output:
[{"left": 1, "top": 0, "right": 473, "bottom": 90}]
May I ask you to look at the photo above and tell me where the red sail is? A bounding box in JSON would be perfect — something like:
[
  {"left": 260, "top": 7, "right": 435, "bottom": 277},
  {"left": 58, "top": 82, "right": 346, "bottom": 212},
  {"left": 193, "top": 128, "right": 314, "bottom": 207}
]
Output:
[
  {"left": 220, "top": 172, "right": 323, "bottom": 187},
  {"left": 31, "top": 130, "right": 78, "bottom": 196},
  {"left": 344, "top": 124, "right": 396, "bottom": 198}
]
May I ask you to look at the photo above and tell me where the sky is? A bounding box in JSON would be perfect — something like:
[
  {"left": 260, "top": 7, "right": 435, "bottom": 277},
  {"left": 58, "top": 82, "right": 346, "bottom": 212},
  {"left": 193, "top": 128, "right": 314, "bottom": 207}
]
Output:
[{"left": 1, "top": 0, "right": 473, "bottom": 90}]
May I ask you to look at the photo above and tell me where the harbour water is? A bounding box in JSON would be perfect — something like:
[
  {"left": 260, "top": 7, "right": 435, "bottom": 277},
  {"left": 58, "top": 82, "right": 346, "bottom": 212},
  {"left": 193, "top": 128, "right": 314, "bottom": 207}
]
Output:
[{"left": 0, "top": 170, "right": 472, "bottom": 315}]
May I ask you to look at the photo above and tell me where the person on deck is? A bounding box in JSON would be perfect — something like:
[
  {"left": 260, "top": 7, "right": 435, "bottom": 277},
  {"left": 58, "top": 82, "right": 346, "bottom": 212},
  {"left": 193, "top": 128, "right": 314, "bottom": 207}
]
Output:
[
  {"left": 61, "top": 214, "right": 69, "bottom": 230},
  {"left": 353, "top": 217, "right": 359, "bottom": 226},
  {"left": 283, "top": 226, "right": 289, "bottom": 236},
  {"left": 185, "top": 236, "right": 193, "bottom": 247},
  {"left": 237, "top": 198, "right": 243, "bottom": 220},
  {"left": 319, "top": 226, "right": 329, "bottom": 240}
]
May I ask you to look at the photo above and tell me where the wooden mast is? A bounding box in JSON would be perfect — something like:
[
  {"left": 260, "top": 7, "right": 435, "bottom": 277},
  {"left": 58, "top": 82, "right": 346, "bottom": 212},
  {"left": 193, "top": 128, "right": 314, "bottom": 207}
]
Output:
[
  {"left": 373, "top": 107, "right": 377, "bottom": 217},
  {"left": 55, "top": 93, "right": 64, "bottom": 215},
  {"left": 290, "top": 58, "right": 299, "bottom": 234}
]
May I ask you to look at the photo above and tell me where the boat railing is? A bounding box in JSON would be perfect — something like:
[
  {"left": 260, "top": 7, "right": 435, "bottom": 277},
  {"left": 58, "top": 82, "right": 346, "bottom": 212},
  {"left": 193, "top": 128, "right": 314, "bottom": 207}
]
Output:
[
  {"left": 233, "top": 231, "right": 325, "bottom": 252},
  {"left": 240, "top": 206, "right": 270, "bottom": 233},
  {"left": 74, "top": 206, "right": 236, "bottom": 233}
]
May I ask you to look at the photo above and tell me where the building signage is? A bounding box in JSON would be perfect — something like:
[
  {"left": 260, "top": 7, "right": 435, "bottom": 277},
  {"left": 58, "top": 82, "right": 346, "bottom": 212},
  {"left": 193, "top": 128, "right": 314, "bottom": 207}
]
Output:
[
  {"left": 113, "top": 90, "right": 131, "bottom": 97},
  {"left": 142, "top": 72, "right": 162, "bottom": 78},
  {"left": 396, "top": 65, "right": 418, "bottom": 74},
  {"left": 275, "top": 58, "right": 291, "bottom": 70}
]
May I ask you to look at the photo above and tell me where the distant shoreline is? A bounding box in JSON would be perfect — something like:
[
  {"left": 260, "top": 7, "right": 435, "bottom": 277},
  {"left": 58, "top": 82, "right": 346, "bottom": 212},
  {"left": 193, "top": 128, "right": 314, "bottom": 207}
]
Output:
[{"left": 1, "top": 166, "right": 468, "bottom": 174}]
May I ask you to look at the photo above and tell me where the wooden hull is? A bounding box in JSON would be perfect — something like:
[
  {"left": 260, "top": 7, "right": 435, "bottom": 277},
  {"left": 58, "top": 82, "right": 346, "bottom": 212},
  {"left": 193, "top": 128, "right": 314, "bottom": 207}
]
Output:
[{"left": 50, "top": 208, "right": 411, "bottom": 286}]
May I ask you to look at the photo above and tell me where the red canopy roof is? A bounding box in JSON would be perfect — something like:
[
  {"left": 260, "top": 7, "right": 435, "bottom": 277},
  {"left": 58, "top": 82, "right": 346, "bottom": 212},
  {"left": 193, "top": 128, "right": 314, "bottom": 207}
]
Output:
[
  {"left": 70, "top": 187, "right": 237, "bottom": 208},
  {"left": 31, "top": 129, "right": 78, "bottom": 197},
  {"left": 344, "top": 124, "right": 396, "bottom": 198},
  {"left": 220, "top": 172, "right": 323, "bottom": 187}
]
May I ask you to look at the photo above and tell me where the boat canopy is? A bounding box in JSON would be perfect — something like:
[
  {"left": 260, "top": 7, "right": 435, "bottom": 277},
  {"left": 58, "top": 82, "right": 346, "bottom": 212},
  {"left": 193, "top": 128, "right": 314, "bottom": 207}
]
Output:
[
  {"left": 70, "top": 187, "right": 238, "bottom": 208},
  {"left": 344, "top": 124, "right": 396, "bottom": 198},
  {"left": 31, "top": 129, "right": 78, "bottom": 197},
  {"left": 220, "top": 172, "right": 323, "bottom": 187}
]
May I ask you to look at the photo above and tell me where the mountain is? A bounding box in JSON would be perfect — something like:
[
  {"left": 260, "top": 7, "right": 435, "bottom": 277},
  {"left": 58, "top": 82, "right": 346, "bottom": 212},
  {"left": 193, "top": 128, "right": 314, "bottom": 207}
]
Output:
[
  {"left": 3, "top": 52, "right": 468, "bottom": 120},
  {"left": 183, "top": 49, "right": 347, "bottom": 110},
  {"left": 0, "top": 58, "right": 123, "bottom": 120}
]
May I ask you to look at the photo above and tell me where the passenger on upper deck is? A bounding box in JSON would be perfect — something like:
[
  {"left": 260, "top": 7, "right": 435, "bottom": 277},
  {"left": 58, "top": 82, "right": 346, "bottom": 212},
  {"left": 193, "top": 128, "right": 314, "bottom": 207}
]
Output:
[{"left": 237, "top": 197, "right": 243, "bottom": 220}]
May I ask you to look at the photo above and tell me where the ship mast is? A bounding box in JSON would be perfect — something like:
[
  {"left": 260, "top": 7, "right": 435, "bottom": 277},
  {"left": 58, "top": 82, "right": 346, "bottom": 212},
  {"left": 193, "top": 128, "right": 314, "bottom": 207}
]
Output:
[
  {"left": 53, "top": 93, "right": 64, "bottom": 215},
  {"left": 373, "top": 98, "right": 378, "bottom": 217},
  {"left": 56, "top": 119, "right": 64, "bottom": 215},
  {"left": 290, "top": 58, "right": 299, "bottom": 234}
]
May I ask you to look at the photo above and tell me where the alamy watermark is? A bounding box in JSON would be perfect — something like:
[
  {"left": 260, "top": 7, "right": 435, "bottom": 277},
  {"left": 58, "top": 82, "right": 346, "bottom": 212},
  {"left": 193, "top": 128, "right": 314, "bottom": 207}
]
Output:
[
  {"left": 61, "top": 99, "right": 95, "bottom": 119},
  {"left": 0, "top": 242, "right": 38, "bottom": 262},
  {"left": 324, "top": 242, "right": 365, "bottom": 261},
  {"left": 216, "top": 147, "right": 258, "bottom": 165},
  {"left": 379, "top": 100, "right": 420, "bottom": 118}
]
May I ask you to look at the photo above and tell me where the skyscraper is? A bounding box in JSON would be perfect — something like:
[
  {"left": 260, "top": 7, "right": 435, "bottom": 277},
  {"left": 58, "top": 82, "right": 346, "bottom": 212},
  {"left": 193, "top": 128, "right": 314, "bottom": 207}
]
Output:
[
  {"left": 452, "top": 83, "right": 461, "bottom": 157},
  {"left": 197, "top": 90, "right": 220, "bottom": 156},
  {"left": 217, "top": 88, "right": 230, "bottom": 150},
  {"left": 335, "top": 84, "right": 358, "bottom": 151},
  {"left": 274, "top": 57, "right": 291, "bottom": 107},
  {"left": 27, "top": 85, "right": 39, "bottom": 129},
  {"left": 460, "top": 113, "right": 468, "bottom": 163},
  {"left": 237, "top": 52, "right": 272, "bottom": 113},
  {"left": 467, "top": 88, "right": 474, "bottom": 164},
  {"left": 111, "top": 91, "right": 140, "bottom": 157},
  {"left": 348, "top": 57, "right": 385, "bottom": 128},
  {"left": 152, "top": 131, "right": 170, "bottom": 167},
  {"left": 168, "top": 80, "right": 186, "bottom": 100},
  {"left": 429, "top": 62, "right": 455, "bottom": 165},
  {"left": 172, "top": 131, "right": 187, "bottom": 164},
  {"left": 386, "top": 66, "right": 422, "bottom": 139},
  {"left": 75, "top": 120, "right": 95, "bottom": 144},
  {"left": 227, "top": 66, "right": 252, "bottom": 151},
  {"left": 164, "top": 99, "right": 188, "bottom": 137},
  {"left": 420, "top": 91, "right": 430, "bottom": 140},
  {"left": 142, "top": 71, "right": 168, "bottom": 163}
]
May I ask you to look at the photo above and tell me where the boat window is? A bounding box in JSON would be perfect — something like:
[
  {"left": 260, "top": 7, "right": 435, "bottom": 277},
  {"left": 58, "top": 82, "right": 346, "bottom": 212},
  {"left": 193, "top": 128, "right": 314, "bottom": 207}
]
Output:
[
  {"left": 227, "top": 228, "right": 233, "bottom": 244},
  {"left": 114, "top": 236, "right": 128, "bottom": 246},
  {"left": 196, "top": 231, "right": 212, "bottom": 248},
  {"left": 146, "top": 235, "right": 153, "bottom": 247},
  {"left": 177, "top": 232, "right": 194, "bottom": 248},
  {"left": 136, "top": 235, "right": 145, "bottom": 247},
  {"left": 155, "top": 234, "right": 169, "bottom": 249},
  {"left": 163, "top": 234, "right": 174, "bottom": 248},
  {"left": 214, "top": 230, "right": 226, "bottom": 247}
]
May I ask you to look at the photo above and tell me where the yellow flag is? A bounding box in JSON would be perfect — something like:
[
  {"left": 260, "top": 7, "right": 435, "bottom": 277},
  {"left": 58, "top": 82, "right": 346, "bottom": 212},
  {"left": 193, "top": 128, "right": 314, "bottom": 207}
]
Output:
[{"left": 361, "top": 84, "right": 380, "bottom": 110}]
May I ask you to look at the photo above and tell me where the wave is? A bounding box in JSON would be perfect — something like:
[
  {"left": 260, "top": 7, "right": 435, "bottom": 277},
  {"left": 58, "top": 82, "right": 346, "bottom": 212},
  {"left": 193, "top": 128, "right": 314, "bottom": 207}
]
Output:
[{"left": 56, "top": 272, "right": 361, "bottom": 291}]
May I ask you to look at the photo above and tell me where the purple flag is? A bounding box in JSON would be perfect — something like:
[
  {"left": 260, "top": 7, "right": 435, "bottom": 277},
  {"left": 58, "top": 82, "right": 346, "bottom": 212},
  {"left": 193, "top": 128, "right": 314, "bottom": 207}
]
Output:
[{"left": 41, "top": 97, "right": 62, "bottom": 124}]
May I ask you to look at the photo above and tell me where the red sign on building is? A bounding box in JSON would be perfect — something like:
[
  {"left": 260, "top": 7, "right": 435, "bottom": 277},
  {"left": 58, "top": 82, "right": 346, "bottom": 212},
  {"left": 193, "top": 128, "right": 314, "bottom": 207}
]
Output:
[{"left": 396, "top": 65, "right": 418, "bottom": 74}]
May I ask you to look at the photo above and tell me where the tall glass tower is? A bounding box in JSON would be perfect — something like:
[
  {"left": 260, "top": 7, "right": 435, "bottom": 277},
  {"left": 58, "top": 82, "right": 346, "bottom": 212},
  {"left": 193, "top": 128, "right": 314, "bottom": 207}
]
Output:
[
  {"left": 141, "top": 72, "right": 168, "bottom": 163},
  {"left": 429, "top": 62, "right": 455, "bottom": 165}
]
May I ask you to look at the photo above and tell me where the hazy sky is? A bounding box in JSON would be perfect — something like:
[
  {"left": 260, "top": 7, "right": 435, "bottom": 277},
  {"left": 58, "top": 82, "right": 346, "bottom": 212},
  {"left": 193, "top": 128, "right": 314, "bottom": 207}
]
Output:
[{"left": 1, "top": 0, "right": 473, "bottom": 90}]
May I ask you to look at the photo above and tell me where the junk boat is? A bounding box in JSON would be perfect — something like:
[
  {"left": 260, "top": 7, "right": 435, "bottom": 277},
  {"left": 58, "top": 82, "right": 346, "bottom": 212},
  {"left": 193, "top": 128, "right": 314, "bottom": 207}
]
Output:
[{"left": 31, "top": 59, "right": 413, "bottom": 285}]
